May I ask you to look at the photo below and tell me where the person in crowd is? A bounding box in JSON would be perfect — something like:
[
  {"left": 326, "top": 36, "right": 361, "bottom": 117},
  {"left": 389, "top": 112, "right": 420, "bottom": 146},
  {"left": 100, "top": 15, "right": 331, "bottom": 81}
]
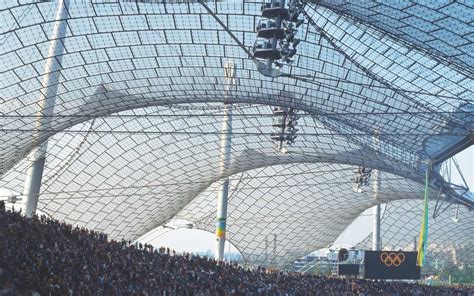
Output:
[{"left": 0, "top": 208, "right": 472, "bottom": 295}]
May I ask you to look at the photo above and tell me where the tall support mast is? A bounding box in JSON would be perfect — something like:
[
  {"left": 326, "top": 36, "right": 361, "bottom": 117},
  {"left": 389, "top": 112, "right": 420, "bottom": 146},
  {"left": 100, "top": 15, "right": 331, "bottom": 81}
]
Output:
[
  {"left": 372, "top": 176, "right": 381, "bottom": 250},
  {"left": 372, "top": 131, "right": 382, "bottom": 250},
  {"left": 215, "top": 61, "right": 236, "bottom": 262},
  {"left": 22, "top": 0, "right": 69, "bottom": 217},
  {"left": 273, "top": 234, "right": 277, "bottom": 266}
]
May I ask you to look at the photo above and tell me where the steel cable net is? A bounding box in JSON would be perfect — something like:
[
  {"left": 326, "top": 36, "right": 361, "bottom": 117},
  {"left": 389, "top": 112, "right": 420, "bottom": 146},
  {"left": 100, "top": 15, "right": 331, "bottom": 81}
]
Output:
[
  {"left": 357, "top": 199, "right": 474, "bottom": 274},
  {"left": 176, "top": 163, "right": 428, "bottom": 268},
  {"left": 0, "top": 1, "right": 472, "bottom": 268}
]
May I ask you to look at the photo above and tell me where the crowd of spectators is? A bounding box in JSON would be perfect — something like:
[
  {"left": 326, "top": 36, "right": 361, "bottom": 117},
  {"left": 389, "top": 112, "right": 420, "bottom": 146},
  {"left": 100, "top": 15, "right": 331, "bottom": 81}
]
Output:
[{"left": 0, "top": 202, "right": 472, "bottom": 295}]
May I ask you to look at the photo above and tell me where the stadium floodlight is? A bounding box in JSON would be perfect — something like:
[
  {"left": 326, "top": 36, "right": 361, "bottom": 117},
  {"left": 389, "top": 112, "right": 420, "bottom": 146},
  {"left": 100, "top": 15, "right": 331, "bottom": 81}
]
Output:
[
  {"left": 271, "top": 106, "right": 300, "bottom": 152},
  {"left": 283, "top": 21, "right": 293, "bottom": 30},
  {"left": 252, "top": 0, "right": 305, "bottom": 74},
  {"left": 352, "top": 166, "right": 373, "bottom": 192},
  {"left": 261, "top": 2, "right": 271, "bottom": 10},
  {"left": 273, "top": 106, "right": 286, "bottom": 115},
  {"left": 290, "top": 13, "right": 300, "bottom": 22},
  {"left": 295, "top": 19, "right": 304, "bottom": 28},
  {"left": 256, "top": 20, "right": 267, "bottom": 31},
  {"left": 286, "top": 33, "right": 295, "bottom": 43},
  {"left": 271, "top": 133, "right": 285, "bottom": 142}
]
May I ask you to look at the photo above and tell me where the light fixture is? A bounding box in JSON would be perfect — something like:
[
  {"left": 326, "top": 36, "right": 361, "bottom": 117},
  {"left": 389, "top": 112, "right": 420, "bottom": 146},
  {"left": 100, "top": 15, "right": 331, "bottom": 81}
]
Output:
[
  {"left": 352, "top": 166, "right": 373, "bottom": 191},
  {"left": 252, "top": 0, "right": 306, "bottom": 74},
  {"left": 288, "top": 48, "right": 297, "bottom": 58},
  {"left": 295, "top": 19, "right": 304, "bottom": 28},
  {"left": 271, "top": 107, "right": 300, "bottom": 151},
  {"left": 286, "top": 33, "right": 295, "bottom": 42}
]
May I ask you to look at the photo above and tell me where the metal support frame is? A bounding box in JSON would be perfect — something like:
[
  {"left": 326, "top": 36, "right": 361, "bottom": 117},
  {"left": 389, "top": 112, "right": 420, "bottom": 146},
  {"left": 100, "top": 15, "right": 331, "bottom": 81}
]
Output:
[
  {"left": 432, "top": 187, "right": 449, "bottom": 220},
  {"left": 215, "top": 61, "right": 235, "bottom": 262},
  {"left": 432, "top": 157, "right": 471, "bottom": 219},
  {"left": 431, "top": 136, "right": 473, "bottom": 166},
  {"left": 22, "top": 0, "right": 69, "bottom": 217}
]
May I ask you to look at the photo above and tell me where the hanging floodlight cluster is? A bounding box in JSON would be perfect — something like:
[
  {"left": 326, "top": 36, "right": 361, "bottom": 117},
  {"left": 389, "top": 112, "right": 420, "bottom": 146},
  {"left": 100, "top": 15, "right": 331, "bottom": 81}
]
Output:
[
  {"left": 271, "top": 107, "right": 300, "bottom": 152},
  {"left": 351, "top": 167, "right": 373, "bottom": 192},
  {"left": 252, "top": 0, "right": 305, "bottom": 72}
]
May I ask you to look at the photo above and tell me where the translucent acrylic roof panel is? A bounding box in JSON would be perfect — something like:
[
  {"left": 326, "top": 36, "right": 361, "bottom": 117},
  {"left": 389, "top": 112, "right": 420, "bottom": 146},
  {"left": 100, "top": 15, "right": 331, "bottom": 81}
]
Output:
[
  {"left": 316, "top": 0, "right": 474, "bottom": 70},
  {"left": 0, "top": 1, "right": 472, "bottom": 177}
]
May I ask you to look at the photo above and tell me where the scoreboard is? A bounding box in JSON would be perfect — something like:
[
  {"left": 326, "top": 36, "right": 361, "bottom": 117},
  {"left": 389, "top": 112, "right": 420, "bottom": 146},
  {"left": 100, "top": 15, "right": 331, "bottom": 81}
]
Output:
[{"left": 364, "top": 251, "right": 421, "bottom": 280}]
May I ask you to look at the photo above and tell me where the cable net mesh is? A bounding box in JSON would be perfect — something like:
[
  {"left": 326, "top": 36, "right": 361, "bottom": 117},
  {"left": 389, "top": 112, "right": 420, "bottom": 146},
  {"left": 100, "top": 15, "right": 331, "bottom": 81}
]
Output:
[
  {"left": 176, "top": 163, "right": 430, "bottom": 268},
  {"left": 0, "top": 1, "right": 472, "bottom": 269},
  {"left": 315, "top": 0, "right": 473, "bottom": 70}
]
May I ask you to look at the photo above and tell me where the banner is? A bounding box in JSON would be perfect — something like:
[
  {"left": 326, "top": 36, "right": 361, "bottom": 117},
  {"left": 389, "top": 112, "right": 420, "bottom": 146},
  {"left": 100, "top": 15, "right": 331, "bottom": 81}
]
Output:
[{"left": 417, "top": 167, "right": 430, "bottom": 266}]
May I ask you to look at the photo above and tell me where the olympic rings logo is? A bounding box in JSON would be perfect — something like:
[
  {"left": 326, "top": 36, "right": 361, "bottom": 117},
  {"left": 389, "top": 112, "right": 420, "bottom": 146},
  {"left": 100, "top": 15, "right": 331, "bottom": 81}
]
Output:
[{"left": 380, "top": 252, "right": 405, "bottom": 267}]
